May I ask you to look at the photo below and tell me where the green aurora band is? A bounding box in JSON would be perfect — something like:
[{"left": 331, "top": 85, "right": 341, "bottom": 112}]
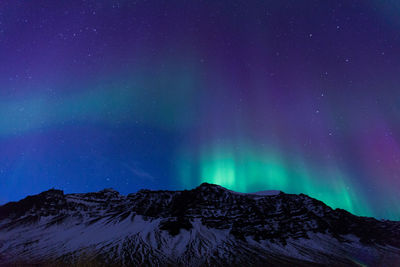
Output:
[{"left": 178, "top": 141, "right": 373, "bottom": 218}]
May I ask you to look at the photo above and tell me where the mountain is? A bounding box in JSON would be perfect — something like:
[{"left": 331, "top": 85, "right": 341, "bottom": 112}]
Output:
[{"left": 1, "top": 183, "right": 400, "bottom": 266}]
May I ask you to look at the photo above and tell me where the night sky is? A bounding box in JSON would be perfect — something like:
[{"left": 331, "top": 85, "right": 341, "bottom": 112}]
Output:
[{"left": 1, "top": 1, "right": 400, "bottom": 220}]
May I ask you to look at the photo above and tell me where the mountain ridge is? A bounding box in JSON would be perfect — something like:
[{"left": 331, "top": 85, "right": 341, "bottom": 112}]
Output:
[{"left": 1, "top": 183, "right": 400, "bottom": 266}]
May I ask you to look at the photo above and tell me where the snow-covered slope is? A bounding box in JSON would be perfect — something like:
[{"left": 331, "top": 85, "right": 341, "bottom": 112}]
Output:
[{"left": 1, "top": 183, "right": 400, "bottom": 266}]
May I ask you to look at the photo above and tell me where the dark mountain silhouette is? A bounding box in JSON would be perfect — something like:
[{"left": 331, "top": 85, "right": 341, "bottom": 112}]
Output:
[{"left": 1, "top": 183, "right": 400, "bottom": 266}]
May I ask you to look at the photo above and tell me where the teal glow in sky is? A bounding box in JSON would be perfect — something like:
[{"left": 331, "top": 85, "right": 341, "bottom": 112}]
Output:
[{"left": 1, "top": 0, "right": 400, "bottom": 220}]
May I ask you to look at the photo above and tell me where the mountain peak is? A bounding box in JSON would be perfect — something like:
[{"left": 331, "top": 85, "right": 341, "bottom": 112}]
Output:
[
  {"left": 40, "top": 188, "right": 64, "bottom": 196},
  {"left": 194, "top": 182, "right": 230, "bottom": 195},
  {"left": 99, "top": 188, "right": 119, "bottom": 194},
  {"left": 197, "top": 182, "right": 226, "bottom": 189},
  {"left": 1, "top": 185, "right": 400, "bottom": 266}
]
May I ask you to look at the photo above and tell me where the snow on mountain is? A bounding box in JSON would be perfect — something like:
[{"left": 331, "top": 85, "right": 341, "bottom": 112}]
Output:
[{"left": 0, "top": 183, "right": 399, "bottom": 266}]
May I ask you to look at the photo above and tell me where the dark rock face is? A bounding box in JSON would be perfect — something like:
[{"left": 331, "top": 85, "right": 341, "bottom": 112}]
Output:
[{"left": 1, "top": 183, "right": 400, "bottom": 266}]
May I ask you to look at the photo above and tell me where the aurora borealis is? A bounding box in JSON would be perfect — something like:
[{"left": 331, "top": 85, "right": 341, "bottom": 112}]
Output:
[{"left": 1, "top": 0, "right": 400, "bottom": 220}]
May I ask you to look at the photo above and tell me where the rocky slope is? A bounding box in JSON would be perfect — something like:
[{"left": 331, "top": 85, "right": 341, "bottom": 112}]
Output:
[{"left": 1, "top": 183, "right": 400, "bottom": 266}]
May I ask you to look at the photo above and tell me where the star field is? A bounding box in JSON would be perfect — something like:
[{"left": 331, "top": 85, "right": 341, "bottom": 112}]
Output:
[{"left": 1, "top": 0, "right": 400, "bottom": 220}]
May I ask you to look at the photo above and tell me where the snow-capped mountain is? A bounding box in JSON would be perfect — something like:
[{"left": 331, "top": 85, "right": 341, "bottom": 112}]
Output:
[{"left": 1, "top": 183, "right": 400, "bottom": 266}]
